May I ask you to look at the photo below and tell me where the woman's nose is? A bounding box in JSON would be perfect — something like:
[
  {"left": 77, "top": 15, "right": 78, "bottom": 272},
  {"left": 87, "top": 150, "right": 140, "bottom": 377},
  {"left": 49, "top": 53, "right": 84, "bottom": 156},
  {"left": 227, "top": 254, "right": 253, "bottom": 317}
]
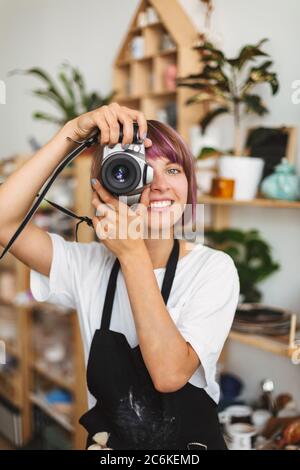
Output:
[{"left": 150, "top": 171, "right": 170, "bottom": 192}]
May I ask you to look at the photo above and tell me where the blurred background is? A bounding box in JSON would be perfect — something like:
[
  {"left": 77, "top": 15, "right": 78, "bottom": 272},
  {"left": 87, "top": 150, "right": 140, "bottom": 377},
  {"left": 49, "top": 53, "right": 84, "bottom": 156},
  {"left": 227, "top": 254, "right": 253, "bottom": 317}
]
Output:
[{"left": 0, "top": 0, "right": 300, "bottom": 451}]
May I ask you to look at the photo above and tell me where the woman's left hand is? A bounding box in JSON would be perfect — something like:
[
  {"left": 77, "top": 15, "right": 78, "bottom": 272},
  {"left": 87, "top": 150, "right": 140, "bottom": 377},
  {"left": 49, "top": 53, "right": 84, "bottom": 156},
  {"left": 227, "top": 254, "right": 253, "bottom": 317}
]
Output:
[{"left": 91, "top": 179, "right": 150, "bottom": 260}]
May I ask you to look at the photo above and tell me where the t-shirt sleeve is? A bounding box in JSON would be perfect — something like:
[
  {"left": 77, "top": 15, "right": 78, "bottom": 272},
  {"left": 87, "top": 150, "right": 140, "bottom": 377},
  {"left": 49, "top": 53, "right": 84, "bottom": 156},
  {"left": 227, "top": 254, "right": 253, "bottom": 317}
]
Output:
[
  {"left": 30, "top": 232, "right": 78, "bottom": 309},
  {"left": 177, "top": 252, "right": 240, "bottom": 387}
]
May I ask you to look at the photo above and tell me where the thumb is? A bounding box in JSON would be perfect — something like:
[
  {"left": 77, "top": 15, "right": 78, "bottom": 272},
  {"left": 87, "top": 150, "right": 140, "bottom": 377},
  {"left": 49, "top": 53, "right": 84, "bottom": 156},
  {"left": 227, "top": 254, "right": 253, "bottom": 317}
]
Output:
[{"left": 140, "top": 186, "right": 151, "bottom": 207}]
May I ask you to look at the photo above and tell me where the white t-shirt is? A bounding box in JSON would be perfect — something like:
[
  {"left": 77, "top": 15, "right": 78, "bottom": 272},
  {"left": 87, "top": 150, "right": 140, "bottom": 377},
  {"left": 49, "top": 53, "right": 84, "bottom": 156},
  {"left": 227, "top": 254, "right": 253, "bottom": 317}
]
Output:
[{"left": 30, "top": 233, "right": 239, "bottom": 408}]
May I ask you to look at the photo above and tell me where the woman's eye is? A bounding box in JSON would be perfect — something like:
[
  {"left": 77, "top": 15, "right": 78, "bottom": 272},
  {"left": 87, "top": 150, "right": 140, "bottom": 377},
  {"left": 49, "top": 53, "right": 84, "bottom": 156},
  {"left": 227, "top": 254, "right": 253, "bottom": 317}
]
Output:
[{"left": 167, "top": 168, "right": 181, "bottom": 174}]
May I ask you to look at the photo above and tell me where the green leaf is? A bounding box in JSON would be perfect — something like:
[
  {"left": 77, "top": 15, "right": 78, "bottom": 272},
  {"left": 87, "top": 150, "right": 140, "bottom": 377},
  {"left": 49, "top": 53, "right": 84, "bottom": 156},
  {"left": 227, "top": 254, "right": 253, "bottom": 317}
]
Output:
[
  {"left": 13, "top": 67, "right": 68, "bottom": 110},
  {"left": 228, "top": 38, "right": 269, "bottom": 70},
  {"left": 71, "top": 65, "right": 89, "bottom": 110},
  {"left": 197, "top": 146, "right": 222, "bottom": 159},
  {"left": 58, "top": 70, "right": 76, "bottom": 105},
  {"left": 31, "top": 88, "right": 70, "bottom": 119},
  {"left": 185, "top": 92, "right": 215, "bottom": 105},
  {"left": 243, "top": 94, "right": 268, "bottom": 115},
  {"left": 199, "top": 107, "right": 229, "bottom": 133},
  {"left": 32, "top": 111, "right": 63, "bottom": 125},
  {"left": 205, "top": 227, "right": 280, "bottom": 302},
  {"left": 247, "top": 66, "right": 279, "bottom": 95},
  {"left": 196, "top": 41, "right": 225, "bottom": 64}
]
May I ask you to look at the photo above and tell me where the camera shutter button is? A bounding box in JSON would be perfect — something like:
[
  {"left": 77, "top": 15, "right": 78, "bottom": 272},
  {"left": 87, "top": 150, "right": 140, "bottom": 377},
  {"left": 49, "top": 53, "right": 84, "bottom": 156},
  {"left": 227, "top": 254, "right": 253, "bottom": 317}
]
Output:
[{"left": 133, "top": 144, "right": 140, "bottom": 152}]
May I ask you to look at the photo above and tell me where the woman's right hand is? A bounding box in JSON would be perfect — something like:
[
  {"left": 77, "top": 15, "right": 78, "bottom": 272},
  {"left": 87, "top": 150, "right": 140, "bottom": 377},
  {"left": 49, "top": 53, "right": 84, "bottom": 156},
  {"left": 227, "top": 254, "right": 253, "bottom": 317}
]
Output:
[{"left": 65, "top": 102, "right": 152, "bottom": 148}]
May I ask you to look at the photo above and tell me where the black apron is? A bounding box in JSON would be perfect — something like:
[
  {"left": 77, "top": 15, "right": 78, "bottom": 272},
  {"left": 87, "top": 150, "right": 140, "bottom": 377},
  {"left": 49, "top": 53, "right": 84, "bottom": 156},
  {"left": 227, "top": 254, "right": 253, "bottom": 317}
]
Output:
[{"left": 79, "top": 239, "right": 226, "bottom": 450}]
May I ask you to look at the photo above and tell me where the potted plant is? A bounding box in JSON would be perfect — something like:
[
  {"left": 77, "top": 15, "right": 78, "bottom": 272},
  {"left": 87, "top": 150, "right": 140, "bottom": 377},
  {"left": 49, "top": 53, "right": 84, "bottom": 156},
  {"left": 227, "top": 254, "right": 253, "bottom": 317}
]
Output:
[
  {"left": 10, "top": 63, "right": 115, "bottom": 154},
  {"left": 177, "top": 39, "right": 279, "bottom": 200},
  {"left": 205, "top": 228, "right": 280, "bottom": 303}
]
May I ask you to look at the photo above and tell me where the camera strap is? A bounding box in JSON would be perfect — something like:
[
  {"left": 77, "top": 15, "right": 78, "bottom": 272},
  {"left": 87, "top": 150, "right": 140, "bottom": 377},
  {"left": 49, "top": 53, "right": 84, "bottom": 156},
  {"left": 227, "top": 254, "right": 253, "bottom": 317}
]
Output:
[{"left": 0, "top": 130, "right": 99, "bottom": 261}]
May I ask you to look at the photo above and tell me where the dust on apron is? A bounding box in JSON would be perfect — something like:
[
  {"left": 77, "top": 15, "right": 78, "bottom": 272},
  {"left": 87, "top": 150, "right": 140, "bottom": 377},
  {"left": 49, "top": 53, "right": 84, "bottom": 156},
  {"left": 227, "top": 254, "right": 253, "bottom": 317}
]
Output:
[{"left": 79, "top": 239, "right": 227, "bottom": 450}]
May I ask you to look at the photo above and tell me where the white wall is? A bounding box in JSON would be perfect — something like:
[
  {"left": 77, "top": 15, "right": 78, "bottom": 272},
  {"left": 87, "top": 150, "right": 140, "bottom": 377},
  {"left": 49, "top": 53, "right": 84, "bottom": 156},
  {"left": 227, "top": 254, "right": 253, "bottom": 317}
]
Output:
[
  {"left": 0, "top": 0, "right": 140, "bottom": 154},
  {"left": 1, "top": 0, "right": 299, "bottom": 405}
]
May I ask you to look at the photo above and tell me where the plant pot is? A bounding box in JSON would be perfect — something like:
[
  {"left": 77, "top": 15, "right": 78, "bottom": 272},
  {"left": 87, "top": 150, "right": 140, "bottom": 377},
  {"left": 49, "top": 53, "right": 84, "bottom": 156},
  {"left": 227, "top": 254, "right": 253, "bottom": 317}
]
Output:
[{"left": 218, "top": 156, "right": 264, "bottom": 200}]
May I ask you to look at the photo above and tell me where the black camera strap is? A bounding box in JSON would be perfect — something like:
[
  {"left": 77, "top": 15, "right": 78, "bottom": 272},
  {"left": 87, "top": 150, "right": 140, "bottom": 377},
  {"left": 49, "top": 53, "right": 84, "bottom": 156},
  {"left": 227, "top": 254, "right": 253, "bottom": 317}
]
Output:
[{"left": 0, "top": 130, "right": 99, "bottom": 261}]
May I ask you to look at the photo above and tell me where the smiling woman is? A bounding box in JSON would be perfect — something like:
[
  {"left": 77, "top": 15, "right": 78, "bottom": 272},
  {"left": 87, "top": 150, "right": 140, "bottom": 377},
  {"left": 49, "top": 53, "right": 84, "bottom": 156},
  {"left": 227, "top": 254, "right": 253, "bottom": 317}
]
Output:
[
  {"left": 145, "top": 120, "right": 197, "bottom": 220},
  {"left": 91, "top": 119, "right": 197, "bottom": 236},
  {"left": 0, "top": 101, "right": 239, "bottom": 450}
]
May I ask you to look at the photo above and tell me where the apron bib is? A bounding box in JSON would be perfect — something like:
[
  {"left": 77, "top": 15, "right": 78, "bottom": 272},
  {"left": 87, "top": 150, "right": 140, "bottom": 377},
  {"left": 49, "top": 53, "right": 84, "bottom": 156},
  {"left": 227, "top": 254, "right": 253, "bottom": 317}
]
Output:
[{"left": 79, "top": 239, "right": 226, "bottom": 450}]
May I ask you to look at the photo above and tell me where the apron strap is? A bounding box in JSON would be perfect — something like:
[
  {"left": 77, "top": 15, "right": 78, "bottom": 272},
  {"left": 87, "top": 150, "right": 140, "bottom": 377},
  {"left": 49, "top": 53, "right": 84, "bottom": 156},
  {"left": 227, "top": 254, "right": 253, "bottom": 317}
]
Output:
[
  {"left": 100, "top": 238, "right": 180, "bottom": 331},
  {"left": 100, "top": 257, "right": 121, "bottom": 330},
  {"left": 161, "top": 238, "right": 180, "bottom": 305}
]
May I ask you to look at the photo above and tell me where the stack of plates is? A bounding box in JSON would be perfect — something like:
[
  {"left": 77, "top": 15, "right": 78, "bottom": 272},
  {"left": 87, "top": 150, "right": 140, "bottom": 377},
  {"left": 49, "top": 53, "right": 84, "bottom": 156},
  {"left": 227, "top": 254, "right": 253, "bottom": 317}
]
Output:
[{"left": 232, "top": 304, "right": 292, "bottom": 336}]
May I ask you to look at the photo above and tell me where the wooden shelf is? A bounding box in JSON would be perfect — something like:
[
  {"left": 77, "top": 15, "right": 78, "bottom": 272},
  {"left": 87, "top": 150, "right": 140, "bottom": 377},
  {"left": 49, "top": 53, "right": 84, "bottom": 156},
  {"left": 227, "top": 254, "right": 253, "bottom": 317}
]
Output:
[
  {"left": 113, "top": 0, "right": 201, "bottom": 142},
  {"left": 117, "top": 90, "right": 176, "bottom": 102},
  {"left": 229, "top": 331, "right": 293, "bottom": 358},
  {"left": 29, "top": 393, "right": 74, "bottom": 433},
  {"left": 32, "top": 361, "right": 75, "bottom": 393},
  {"left": 0, "top": 371, "right": 22, "bottom": 407},
  {"left": 198, "top": 195, "right": 300, "bottom": 209},
  {"left": 130, "top": 21, "right": 162, "bottom": 35},
  {"left": 116, "top": 49, "right": 177, "bottom": 66},
  {"left": 147, "top": 90, "right": 176, "bottom": 98},
  {"left": 0, "top": 157, "right": 89, "bottom": 448},
  {"left": 5, "top": 342, "right": 20, "bottom": 359}
]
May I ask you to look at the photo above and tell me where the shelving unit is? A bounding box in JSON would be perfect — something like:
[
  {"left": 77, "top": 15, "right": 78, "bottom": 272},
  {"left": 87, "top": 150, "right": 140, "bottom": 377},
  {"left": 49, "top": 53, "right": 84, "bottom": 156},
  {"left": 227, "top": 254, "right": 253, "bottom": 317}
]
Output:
[
  {"left": 198, "top": 195, "right": 300, "bottom": 209},
  {"left": 0, "top": 154, "right": 93, "bottom": 449},
  {"left": 200, "top": 191, "right": 300, "bottom": 360},
  {"left": 229, "top": 331, "right": 293, "bottom": 358},
  {"left": 29, "top": 393, "right": 74, "bottom": 433},
  {"left": 113, "top": 0, "right": 204, "bottom": 143}
]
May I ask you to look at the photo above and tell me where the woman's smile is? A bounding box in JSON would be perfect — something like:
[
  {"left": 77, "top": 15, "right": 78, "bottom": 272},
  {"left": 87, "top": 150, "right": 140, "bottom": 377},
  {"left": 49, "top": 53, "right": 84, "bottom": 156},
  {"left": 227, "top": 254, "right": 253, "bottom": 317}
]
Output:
[{"left": 147, "top": 200, "right": 175, "bottom": 212}]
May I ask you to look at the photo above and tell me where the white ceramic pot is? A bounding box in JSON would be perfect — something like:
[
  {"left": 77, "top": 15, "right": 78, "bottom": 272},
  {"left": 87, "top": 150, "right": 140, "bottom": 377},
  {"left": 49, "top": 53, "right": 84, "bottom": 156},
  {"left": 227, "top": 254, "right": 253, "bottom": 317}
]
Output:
[
  {"left": 196, "top": 157, "right": 218, "bottom": 194},
  {"left": 218, "top": 156, "right": 264, "bottom": 200},
  {"left": 226, "top": 423, "right": 257, "bottom": 450}
]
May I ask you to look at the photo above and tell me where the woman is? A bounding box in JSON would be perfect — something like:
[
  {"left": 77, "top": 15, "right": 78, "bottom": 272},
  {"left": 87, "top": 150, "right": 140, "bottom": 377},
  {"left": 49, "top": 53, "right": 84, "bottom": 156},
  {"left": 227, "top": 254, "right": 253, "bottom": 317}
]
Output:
[{"left": 0, "top": 103, "right": 239, "bottom": 450}]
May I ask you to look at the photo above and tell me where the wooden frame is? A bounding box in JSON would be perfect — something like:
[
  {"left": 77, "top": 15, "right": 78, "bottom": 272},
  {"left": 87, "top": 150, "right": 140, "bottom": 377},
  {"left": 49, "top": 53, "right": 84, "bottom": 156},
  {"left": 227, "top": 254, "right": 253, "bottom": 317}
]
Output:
[
  {"left": 113, "top": 0, "right": 205, "bottom": 143},
  {"left": 243, "top": 126, "right": 297, "bottom": 178},
  {"left": 0, "top": 155, "right": 89, "bottom": 449}
]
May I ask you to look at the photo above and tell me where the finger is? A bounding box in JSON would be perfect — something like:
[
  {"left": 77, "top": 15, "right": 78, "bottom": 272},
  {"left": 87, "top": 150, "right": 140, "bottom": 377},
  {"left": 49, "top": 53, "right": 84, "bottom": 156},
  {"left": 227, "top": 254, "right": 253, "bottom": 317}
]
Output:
[
  {"left": 94, "top": 203, "right": 109, "bottom": 218},
  {"left": 92, "top": 216, "right": 109, "bottom": 240},
  {"left": 123, "top": 107, "right": 147, "bottom": 141},
  {"left": 92, "top": 111, "right": 110, "bottom": 145},
  {"left": 91, "top": 179, "right": 119, "bottom": 209},
  {"left": 139, "top": 185, "right": 151, "bottom": 208},
  {"left": 130, "top": 187, "right": 150, "bottom": 219},
  {"left": 117, "top": 109, "right": 133, "bottom": 145},
  {"left": 91, "top": 196, "right": 116, "bottom": 222},
  {"left": 144, "top": 137, "right": 152, "bottom": 148},
  {"left": 102, "top": 106, "right": 120, "bottom": 147}
]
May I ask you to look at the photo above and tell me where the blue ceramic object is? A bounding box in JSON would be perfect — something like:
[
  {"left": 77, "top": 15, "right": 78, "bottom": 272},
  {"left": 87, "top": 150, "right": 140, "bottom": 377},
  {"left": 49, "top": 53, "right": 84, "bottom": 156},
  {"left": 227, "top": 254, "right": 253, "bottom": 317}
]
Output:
[
  {"left": 261, "top": 158, "right": 300, "bottom": 201},
  {"left": 45, "top": 389, "right": 72, "bottom": 404}
]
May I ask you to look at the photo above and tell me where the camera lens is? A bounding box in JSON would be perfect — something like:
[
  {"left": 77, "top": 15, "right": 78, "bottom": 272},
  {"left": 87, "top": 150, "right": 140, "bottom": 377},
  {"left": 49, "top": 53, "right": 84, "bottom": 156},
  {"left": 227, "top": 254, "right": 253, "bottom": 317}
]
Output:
[
  {"left": 112, "top": 165, "right": 129, "bottom": 183},
  {"left": 101, "top": 153, "right": 141, "bottom": 195}
]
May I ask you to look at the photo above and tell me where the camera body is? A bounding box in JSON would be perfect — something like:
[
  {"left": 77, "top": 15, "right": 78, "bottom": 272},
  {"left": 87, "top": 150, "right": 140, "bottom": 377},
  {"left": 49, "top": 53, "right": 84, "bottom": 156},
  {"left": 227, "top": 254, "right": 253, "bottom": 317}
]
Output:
[{"left": 100, "top": 123, "right": 153, "bottom": 205}]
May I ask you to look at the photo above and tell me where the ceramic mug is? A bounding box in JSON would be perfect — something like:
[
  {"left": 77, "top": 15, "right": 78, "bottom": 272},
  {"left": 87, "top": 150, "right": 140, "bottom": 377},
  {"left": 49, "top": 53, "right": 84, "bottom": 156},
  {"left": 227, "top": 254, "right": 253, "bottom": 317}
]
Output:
[
  {"left": 227, "top": 423, "right": 257, "bottom": 450},
  {"left": 252, "top": 409, "right": 272, "bottom": 433},
  {"left": 225, "top": 405, "right": 253, "bottom": 425}
]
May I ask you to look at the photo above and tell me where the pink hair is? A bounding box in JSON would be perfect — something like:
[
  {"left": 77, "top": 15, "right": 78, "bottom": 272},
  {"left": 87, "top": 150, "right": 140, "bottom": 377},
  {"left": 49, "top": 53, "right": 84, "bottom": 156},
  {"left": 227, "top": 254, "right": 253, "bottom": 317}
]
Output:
[{"left": 146, "top": 120, "right": 197, "bottom": 224}]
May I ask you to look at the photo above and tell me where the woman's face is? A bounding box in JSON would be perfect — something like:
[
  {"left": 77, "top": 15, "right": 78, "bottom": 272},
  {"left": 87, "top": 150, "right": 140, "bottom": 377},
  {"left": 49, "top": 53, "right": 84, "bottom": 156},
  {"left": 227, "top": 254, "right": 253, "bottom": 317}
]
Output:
[{"left": 143, "top": 156, "right": 188, "bottom": 235}]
